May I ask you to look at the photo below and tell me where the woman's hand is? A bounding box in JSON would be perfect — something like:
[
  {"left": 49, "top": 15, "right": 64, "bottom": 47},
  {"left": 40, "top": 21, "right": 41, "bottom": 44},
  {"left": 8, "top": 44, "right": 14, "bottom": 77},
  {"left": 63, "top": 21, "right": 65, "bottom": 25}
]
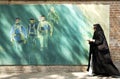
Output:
[{"left": 87, "top": 39, "right": 95, "bottom": 43}]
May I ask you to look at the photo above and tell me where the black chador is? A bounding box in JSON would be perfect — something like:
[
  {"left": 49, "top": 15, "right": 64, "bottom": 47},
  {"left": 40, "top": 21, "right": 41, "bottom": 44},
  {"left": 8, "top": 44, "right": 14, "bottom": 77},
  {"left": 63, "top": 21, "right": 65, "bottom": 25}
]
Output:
[{"left": 87, "top": 24, "right": 120, "bottom": 76}]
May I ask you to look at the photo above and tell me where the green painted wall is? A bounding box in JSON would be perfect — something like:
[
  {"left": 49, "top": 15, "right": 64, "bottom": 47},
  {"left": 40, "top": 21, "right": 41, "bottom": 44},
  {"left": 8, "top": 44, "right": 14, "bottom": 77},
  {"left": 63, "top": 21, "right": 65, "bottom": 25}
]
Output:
[{"left": 0, "top": 4, "right": 109, "bottom": 65}]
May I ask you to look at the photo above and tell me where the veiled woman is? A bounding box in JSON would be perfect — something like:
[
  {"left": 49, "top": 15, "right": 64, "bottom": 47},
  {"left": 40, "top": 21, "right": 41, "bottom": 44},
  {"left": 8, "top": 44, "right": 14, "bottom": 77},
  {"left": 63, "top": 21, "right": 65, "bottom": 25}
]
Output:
[{"left": 87, "top": 24, "right": 120, "bottom": 76}]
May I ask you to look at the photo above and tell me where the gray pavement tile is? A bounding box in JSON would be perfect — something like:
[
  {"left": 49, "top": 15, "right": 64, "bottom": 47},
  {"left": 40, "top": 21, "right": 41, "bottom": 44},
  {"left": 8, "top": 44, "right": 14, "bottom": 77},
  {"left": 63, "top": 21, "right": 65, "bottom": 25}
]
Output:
[{"left": 0, "top": 72, "right": 120, "bottom": 79}]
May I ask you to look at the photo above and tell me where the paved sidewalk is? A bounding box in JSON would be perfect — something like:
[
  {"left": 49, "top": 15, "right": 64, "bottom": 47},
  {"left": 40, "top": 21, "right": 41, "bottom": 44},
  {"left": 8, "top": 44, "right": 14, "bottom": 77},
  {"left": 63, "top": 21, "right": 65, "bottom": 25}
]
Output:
[
  {"left": 0, "top": 62, "right": 119, "bottom": 79},
  {"left": 0, "top": 71, "right": 120, "bottom": 79}
]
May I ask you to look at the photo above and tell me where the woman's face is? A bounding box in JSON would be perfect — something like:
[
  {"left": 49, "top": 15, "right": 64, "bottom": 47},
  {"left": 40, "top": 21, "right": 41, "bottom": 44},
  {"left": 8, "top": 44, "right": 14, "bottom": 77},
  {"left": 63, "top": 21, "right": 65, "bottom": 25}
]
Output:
[{"left": 93, "top": 26, "right": 96, "bottom": 31}]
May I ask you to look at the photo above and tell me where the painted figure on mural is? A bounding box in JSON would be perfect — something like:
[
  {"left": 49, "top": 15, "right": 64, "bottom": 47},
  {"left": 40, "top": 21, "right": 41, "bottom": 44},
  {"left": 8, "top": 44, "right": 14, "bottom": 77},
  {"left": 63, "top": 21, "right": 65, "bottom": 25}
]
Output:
[
  {"left": 87, "top": 24, "right": 120, "bottom": 77},
  {"left": 47, "top": 6, "right": 59, "bottom": 47},
  {"left": 47, "top": 7, "right": 59, "bottom": 26},
  {"left": 38, "top": 15, "right": 53, "bottom": 51},
  {"left": 10, "top": 18, "right": 27, "bottom": 50},
  {"left": 27, "top": 18, "right": 38, "bottom": 48}
]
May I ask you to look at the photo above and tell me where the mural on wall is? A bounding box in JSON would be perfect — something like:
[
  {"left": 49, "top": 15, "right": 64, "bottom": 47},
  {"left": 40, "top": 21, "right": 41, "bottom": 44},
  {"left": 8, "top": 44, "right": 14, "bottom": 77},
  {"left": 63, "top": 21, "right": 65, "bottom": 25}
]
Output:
[{"left": 0, "top": 4, "right": 109, "bottom": 65}]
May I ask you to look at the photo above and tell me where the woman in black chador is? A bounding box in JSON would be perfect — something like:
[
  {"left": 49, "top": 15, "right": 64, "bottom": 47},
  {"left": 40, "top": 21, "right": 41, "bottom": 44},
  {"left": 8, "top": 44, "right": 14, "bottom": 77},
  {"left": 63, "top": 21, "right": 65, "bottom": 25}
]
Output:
[{"left": 87, "top": 24, "right": 120, "bottom": 76}]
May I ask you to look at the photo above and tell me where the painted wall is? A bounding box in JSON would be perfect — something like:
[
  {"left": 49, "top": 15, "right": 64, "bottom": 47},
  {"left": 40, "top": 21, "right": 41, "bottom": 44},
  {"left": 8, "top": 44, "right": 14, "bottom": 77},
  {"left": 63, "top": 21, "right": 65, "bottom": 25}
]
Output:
[{"left": 0, "top": 4, "right": 109, "bottom": 65}]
